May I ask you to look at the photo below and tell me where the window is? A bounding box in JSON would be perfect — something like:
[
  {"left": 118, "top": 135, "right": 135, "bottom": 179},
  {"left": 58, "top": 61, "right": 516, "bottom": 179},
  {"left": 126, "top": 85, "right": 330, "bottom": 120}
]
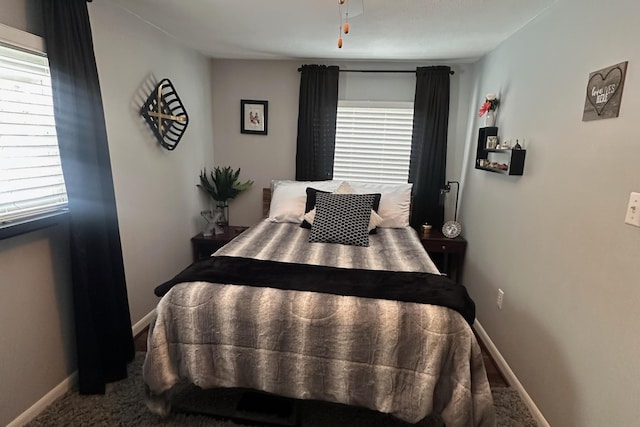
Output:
[
  {"left": 333, "top": 101, "right": 413, "bottom": 184},
  {"left": 0, "top": 32, "right": 67, "bottom": 230}
]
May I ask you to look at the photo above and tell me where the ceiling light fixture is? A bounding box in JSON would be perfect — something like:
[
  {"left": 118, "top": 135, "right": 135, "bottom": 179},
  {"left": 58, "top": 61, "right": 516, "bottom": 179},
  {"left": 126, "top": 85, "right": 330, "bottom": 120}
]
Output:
[
  {"left": 336, "top": 0, "right": 364, "bottom": 49},
  {"left": 337, "top": 0, "right": 350, "bottom": 48}
]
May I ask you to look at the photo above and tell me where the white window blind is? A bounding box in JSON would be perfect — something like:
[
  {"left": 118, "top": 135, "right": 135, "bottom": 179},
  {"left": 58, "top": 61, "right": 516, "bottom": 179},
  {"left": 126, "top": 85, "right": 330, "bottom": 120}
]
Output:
[
  {"left": 333, "top": 101, "right": 414, "bottom": 184},
  {"left": 0, "top": 42, "right": 67, "bottom": 225}
]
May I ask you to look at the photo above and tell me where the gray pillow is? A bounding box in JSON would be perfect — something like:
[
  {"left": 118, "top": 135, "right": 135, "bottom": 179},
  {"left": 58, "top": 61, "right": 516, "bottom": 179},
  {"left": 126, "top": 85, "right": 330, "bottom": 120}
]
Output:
[{"left": 308, "top": 193, "right": 376, "bottom": 247}]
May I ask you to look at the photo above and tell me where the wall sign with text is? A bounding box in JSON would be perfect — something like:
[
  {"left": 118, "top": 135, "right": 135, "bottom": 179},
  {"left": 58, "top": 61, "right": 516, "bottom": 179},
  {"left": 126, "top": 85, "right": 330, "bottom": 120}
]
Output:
[{"left": 582, "top": 61, "right": 628, "bottom": 122}]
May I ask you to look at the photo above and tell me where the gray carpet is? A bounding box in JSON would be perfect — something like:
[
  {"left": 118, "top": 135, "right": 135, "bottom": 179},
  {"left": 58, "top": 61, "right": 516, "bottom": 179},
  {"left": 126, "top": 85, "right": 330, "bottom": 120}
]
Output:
[{"left": 26, "top": 353, "right": 537, "bottom": 427}]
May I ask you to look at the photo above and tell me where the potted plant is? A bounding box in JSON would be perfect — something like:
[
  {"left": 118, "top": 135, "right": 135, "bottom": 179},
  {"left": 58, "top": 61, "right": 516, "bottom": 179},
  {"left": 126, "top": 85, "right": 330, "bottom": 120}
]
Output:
[{"left": 198, "top": 166, "right": 253, "bottom": 227}]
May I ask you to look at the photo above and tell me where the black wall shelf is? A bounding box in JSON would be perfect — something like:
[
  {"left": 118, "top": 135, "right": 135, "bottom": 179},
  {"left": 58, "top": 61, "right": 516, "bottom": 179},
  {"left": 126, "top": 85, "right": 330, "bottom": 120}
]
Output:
[{"left": 475, "top": 127, "right": 526, "bottom": 176}]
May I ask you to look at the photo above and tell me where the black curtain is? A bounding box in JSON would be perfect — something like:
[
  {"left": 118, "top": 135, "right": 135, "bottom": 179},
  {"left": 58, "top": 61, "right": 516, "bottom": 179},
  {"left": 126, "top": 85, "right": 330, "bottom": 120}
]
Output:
[
  {"left": 408, "top": 66, "right": 451, "bottom": 229},
  {"left": 295, "top": 65, "right": 339, "bottom": 181},
  {"left": 43, "top": 0, "right": 134, "bottom": 394}
]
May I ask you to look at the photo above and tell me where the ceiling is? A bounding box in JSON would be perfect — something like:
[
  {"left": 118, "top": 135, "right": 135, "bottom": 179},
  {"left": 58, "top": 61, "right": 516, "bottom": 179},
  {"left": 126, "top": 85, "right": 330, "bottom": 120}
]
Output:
[{"left": 111, "top": 0, "right": 557, "bottom": 63}]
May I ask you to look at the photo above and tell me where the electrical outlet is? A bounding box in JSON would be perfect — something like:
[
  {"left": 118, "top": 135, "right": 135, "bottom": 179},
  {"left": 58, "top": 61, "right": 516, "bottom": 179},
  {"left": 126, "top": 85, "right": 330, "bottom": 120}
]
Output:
[
  {"left": 496, "top": 289, "right": 504, "bottom": 309},
  {"left": 625, "top": 192, "right": 640, "bottom": 227}
]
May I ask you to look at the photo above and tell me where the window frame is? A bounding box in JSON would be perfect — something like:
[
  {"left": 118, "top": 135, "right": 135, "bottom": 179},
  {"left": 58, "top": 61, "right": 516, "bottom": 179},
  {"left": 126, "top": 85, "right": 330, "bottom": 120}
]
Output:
[{"left": 0, "top": 23, "right": 69, "bottom": 240}]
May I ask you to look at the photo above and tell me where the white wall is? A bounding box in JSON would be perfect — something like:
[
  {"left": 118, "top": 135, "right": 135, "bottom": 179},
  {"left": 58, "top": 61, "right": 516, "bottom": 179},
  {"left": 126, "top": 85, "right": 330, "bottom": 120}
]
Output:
[
  {"left": 88, "top": 1, "right": 215, "bottom": 323},
  {"left": 211, "top": 60, "right": 476, "bottom": 227},
  {"left": 460, "top": 0, "right": 640, "bottom": 425}
]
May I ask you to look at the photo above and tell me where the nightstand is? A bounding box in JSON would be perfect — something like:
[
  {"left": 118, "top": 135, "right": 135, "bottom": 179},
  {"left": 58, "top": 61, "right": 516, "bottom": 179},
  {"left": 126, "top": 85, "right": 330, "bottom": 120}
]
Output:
[
  {"left": 191, "top": 226, "right": 249, "bottom": 262},
  {"left": 418, "top": 229, "right": 467, "bottom": 283}
]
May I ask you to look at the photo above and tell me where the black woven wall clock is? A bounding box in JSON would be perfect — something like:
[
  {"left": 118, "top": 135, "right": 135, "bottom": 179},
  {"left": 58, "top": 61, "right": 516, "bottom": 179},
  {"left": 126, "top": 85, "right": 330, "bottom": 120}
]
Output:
[{"left": 140, "top": 78, "right": 189, "bottom": 150}]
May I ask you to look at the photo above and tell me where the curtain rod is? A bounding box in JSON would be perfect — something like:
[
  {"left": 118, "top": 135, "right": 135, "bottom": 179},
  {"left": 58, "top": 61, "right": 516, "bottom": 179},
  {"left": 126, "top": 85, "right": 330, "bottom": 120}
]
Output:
[{"left": 297, "top": 68, "right": 454, "bottom": 75}]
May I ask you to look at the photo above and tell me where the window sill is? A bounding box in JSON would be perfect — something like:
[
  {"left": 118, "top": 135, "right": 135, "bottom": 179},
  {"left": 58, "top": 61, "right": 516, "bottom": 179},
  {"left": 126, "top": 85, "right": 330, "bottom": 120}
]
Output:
[{"left": 0, "top": 209, "right": 70, "bottom": 241}]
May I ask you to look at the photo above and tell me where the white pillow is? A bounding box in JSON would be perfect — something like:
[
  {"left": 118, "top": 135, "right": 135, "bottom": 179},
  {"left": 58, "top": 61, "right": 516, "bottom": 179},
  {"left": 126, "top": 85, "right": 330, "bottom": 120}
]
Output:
[
  {"left": 347, "top": 181, "right": 413, "bottom": 228},
  {"left": 268, "top": 180, "right": 340, "bottom": 223}
]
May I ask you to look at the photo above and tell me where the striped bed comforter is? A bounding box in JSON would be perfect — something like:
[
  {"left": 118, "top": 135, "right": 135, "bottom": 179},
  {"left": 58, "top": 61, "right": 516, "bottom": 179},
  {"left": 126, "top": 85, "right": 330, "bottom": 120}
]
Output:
[
  {"left": 213, "top": 220, "right": 440, "bottom": 273},
  {"left": 143, "top": 221, "right": 495, "bottom": 426}
]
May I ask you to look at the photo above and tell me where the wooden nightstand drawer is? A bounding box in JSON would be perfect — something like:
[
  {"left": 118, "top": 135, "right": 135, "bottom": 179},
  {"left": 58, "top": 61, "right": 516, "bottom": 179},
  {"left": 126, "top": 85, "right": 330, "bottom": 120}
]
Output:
[{"left": 421, "top": 239, "right": 466, "bottom": 254}]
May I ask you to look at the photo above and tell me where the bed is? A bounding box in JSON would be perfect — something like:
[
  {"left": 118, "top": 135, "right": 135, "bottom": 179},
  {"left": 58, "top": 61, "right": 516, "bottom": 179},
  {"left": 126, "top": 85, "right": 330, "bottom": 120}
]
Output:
[{"left": 143, "top": 180, "right": 495, "bottom": 426}]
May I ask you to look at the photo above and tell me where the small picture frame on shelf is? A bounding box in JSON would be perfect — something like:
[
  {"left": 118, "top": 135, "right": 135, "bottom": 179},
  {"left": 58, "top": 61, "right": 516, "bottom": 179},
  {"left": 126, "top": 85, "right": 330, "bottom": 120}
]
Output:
[{"left": 486, "top": 136, "right": 498, "bottom": 149}]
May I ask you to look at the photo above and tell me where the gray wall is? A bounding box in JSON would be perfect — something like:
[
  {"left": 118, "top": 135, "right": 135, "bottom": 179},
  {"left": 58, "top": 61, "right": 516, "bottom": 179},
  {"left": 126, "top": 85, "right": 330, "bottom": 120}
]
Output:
[
  {"left": 88, "top": 1, "right": 215, "bottom": 325},
  {"left": 209, "top": 59, "right": 300, "bottom": 226},
  {"left": 210, "top": 60, "right": 477, "bottom": 227},
  {"left": 7, "top": 0, "right": 640, "bottom": 425},
  {"left": 0, "top": 3, "right": 74, "bottom": 426},
  {"left": 0, "top": 0, "right": 43, "bottom": 36},
  {"left": 460, "top": 0, "right": 640, "bottom": 425},
  {"left": 1, "top": 1, "right": 216, "bottom": 424},
  {"left": 0, "top": 225, "right": 74, "bottom": 426}
]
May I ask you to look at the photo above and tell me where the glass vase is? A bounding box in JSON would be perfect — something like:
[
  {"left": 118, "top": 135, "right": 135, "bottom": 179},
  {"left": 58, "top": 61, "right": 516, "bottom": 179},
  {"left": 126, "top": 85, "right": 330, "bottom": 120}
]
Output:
[
  {"left": 200, "top": 210, "right": 215, "bottom": 236},
  {"left": 484, "top": 110, "right": 496, "bottom": 127},
  {"left": 214, "top": 201, "right": 229, "bottom": 227}
]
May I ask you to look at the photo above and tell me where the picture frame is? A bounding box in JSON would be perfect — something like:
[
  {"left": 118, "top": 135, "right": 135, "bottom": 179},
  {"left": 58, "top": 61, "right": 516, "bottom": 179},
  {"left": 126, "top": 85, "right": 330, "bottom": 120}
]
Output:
[
  {"left": 486, "top": 135, "right": 498, "bottom": 149},
  {"left": 582, "top": 61, "right": 628, "bottom": 122},
  {"left": 241, "top": 100, "right": 268, "bottom": 135}
]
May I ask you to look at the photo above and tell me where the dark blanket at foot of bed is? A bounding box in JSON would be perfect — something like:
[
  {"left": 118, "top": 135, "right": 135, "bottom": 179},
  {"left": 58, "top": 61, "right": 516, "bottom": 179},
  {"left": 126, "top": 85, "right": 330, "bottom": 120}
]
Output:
[{"left": 154, "top": 255, "right": 476, "bottom": 324}]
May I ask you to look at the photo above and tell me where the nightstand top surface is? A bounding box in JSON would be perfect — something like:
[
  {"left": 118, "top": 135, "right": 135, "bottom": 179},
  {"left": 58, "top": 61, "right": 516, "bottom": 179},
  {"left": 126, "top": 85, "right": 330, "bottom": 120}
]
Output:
[
  {"left": 418, "top": 229, "right": 467, "bottom": 244},
  {"left": 192, "top": 226, "right": 249, "bottom": 242}
]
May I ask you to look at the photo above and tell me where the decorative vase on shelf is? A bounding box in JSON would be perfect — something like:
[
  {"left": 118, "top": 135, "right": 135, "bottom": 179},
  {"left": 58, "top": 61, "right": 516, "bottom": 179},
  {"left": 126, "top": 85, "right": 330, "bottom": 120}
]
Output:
[{"left": 485, "top": 110, "right": 496, "bottom": 127}]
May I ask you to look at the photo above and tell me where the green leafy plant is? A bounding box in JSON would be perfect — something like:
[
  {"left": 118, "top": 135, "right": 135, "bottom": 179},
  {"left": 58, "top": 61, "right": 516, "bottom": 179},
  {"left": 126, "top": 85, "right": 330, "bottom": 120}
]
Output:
[{"left": 197, "top": 166, "right": 253, "bottom": 202}]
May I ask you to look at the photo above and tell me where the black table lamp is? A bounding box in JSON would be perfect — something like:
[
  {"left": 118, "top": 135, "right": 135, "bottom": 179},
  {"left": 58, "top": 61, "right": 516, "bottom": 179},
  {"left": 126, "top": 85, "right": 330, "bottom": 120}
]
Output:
[{"left": 439, "top": 180, "right": 459, "bottom": 221}]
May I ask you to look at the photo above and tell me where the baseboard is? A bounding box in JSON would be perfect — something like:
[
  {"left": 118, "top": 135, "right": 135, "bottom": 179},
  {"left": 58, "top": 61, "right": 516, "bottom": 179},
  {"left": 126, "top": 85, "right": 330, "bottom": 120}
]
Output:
[
  {"left": 6, "top": 371, "right": 78, "bottom": 427},
  {"left": 8, "top": 308, "right": 156, "bottom": 427},
  {"left": 132, "top": 307, "right": 156, "bottom": 336},
  {"left": 474, "top": 320, "right": 550, "bottom": 427}
]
